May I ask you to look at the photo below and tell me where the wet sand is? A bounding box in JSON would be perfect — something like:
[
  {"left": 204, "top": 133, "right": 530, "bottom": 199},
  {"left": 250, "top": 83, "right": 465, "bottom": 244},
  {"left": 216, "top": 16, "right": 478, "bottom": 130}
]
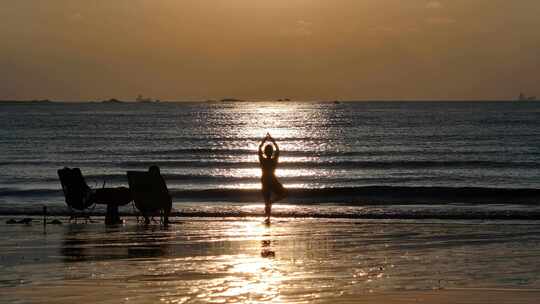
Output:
[{"left": 1, "top": 216, "right": 540, "bottom": 303}]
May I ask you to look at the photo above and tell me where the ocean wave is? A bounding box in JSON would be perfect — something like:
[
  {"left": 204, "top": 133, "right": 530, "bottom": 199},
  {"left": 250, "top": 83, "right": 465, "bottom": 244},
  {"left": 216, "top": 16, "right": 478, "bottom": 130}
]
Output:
[
  {"left": 41, "top": 148, "right": 540, "bottom": 157},
  {"left": 4, "top": 186, "right": 537, "bottom": 206},
  {"left": 2, "top": 202, "right": 540, "bottom": 220},
  {"left": 169, "top": 186, "right": 540, "bottom": 204},
  {"left": 0, "top": 188, "right": 62, "bottom": 197},
  {"left": 60, "top": 174, "right": 438, "bottom": 184},
  {"left": 119, "top": 160, "right": 540, "bottom": 170},
  {"left": 3, "top": 159, "right": 537, "bottom": 169}
]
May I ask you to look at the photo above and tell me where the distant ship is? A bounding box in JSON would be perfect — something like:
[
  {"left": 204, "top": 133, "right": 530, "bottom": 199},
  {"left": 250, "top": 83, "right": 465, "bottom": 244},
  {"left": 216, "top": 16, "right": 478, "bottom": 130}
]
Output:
[
  {"left": 136, "top": 95, "right": 160, "bottom": 103},
  {"left": 220, "top": 98, "right": 244, "bottom": 102},
  {"left": 101, "top": 98, "right": 124, "bottom": 104},
  {"left": 517, "top": 93, "right": 536, "bottom": 101}
]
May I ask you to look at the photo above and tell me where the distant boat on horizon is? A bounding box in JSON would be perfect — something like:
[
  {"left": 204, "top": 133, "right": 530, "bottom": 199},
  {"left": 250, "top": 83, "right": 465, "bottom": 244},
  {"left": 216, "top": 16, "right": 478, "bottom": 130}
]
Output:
[
  {"left": 101, "top": 98, "right": 124, "bottom": 104},
  {"left": 517, "top": 93, "right": 536, "bottom": 101},
  {"left": 220, "top": 98, "right": 245, "bottom": 102},
  {"left": 136, "top": 95, "right": 160, "bottom": 103}
]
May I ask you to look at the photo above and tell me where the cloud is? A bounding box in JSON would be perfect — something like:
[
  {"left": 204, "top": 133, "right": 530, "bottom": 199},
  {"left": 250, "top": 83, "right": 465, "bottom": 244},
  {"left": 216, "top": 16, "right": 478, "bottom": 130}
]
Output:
[
  {"left": 280, "top": 20, "right": 313, "bottom": 37},
  {"left": 68, "top": 12, "right": 84, "bottom": 22},
  {"left": 366, "top": 25, "right": 421, "bottom": 37},
  {"left": 426, "top": 1, "right": 443, "bottom": 9},
  {"left": 425, "top": 1, "right": 455, "bottom": 26},
  {"left": 426, "top": 16, "right": 457, "bottom": 25}
]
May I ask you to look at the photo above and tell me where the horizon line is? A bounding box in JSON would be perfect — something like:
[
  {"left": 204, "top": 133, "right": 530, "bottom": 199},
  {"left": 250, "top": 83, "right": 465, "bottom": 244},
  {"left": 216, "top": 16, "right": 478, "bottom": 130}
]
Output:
[{"left": 0, "top": 98, "right": 535, "bottom": 103}]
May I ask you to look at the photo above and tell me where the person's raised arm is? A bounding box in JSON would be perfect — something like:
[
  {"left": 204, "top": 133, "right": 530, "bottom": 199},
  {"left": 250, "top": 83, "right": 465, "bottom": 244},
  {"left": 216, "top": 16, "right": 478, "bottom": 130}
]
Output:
[
  {"left": 269, "top": 136, "right": 280, "bottom": 160},
  {"left": 258, "top": 134, "right": 269, "bottom": 159}
]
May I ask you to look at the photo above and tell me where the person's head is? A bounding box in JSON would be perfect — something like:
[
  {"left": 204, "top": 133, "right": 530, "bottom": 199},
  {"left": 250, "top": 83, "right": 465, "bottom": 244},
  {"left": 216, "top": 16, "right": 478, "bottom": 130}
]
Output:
[
  {"left": 149, "top": 165, "right": 160, "bottom": 175},
  {"left": 264, "top": 144, "right": 274, "bottom": 158}
]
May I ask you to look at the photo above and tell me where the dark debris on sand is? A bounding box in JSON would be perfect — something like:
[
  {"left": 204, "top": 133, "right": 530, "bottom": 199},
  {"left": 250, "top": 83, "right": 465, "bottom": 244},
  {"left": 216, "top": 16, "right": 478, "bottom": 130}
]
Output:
[{"left": 6, "top": 218, "right": 33, "bottom": 224}]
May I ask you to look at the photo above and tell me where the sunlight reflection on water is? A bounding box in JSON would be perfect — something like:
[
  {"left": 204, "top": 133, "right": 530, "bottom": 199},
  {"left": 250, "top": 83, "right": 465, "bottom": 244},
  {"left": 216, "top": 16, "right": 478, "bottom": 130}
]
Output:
[{"left": 2, "top": 217, "right": 540, "bottom": 303}]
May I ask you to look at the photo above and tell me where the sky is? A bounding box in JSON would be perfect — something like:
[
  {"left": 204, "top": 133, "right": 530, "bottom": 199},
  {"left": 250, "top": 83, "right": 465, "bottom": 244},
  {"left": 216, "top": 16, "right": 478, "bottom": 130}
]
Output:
[{"left": 1, "top": 0, "right": 539, "bottom": 101}]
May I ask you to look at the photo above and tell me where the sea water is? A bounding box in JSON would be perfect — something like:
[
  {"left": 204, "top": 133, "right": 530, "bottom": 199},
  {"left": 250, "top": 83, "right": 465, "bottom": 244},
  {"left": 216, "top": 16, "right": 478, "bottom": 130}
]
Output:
[{"left": 1, "top": 101, "right": 539, "bottom": 217}]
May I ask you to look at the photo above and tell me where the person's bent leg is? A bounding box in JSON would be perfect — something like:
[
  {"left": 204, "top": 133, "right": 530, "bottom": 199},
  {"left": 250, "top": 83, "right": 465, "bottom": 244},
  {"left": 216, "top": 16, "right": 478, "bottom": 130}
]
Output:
[
  {"left": 275, "top": 191, "right": 286, "bottom": 202},
  {"left": 273, "top": 182, "right": 287, "bottom": 202}
]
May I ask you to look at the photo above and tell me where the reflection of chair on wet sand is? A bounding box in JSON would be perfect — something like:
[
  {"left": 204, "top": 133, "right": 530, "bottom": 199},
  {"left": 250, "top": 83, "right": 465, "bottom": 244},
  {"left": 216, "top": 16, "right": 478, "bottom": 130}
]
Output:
[
  {"left": 127, "top": 166, "right": 172, "bottom": 225},
  {"left": 58, "top": 167, "right": 132, "bottom": 224}
]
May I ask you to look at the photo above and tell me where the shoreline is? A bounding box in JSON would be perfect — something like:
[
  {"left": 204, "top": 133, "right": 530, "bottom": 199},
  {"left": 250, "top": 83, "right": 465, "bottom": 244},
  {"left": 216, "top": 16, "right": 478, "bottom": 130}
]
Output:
[
  {"left": 3, "top": 209, "right": 540, "bottom": 221},
  {"left": 4, "top": 186, "right": 540, "bottom": 205},
  {"left": 2, "top": 216, "right": 540, "bottom": 303},
  {"left": 4, "top": 287, "right": 540, "bottom": 304},
  {"left": 345, "top": 289, "right": 540, "bottom": 304}
]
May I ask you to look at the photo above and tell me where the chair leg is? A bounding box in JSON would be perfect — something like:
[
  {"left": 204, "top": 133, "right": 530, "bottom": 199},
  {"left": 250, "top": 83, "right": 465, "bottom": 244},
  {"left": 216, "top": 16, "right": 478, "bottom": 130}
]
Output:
[
  {"left": 69, "top": 210, "right": 91, "bottom": 223},
  {"left": 105, "top": 204, "right": 121, "bottom": 225}
]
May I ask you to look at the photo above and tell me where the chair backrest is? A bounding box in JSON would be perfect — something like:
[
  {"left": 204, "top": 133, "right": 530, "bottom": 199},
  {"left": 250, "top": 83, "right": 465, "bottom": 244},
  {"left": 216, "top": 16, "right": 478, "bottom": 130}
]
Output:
[
  {"left": 57, "top": 167, "right": 94, "bottom": 210},
  {"left": 127, "top": 171, "right": 171, "bottom": 214}
]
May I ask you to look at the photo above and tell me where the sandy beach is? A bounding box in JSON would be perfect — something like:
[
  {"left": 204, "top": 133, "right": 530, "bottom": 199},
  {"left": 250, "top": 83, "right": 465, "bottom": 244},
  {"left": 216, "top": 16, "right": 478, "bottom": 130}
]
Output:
[{"left": 1, "top": 216, "right": 540, "bottom": 303}]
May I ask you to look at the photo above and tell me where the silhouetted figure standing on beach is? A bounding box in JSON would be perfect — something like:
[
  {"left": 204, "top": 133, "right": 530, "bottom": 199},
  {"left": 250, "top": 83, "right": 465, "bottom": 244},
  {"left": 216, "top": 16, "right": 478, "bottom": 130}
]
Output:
[
  {"left": 148, "top": 165, "right": 172, "bottom": 225},
  {"left": 258, "top": 133, "right": 287, "bottom": 222}
]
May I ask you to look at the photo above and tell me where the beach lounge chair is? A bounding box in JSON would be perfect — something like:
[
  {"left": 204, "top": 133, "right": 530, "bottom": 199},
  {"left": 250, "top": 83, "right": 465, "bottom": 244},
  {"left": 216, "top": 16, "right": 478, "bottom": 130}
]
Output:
[
  {"left": 127, "top": 166, "right": 172, "bottom": 225},
  {"left": 57, "top": 168, "right": 94, "bottom": 212},
  {"left": 58, "top": 167, "right": 132, "bottom": 224}
]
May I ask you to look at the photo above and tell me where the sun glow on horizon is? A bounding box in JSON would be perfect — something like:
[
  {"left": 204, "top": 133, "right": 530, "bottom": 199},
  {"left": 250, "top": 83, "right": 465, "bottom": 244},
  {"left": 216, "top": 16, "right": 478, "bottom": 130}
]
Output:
[{"left": 3, "top": 1, "right": 539, "bottom": 100}]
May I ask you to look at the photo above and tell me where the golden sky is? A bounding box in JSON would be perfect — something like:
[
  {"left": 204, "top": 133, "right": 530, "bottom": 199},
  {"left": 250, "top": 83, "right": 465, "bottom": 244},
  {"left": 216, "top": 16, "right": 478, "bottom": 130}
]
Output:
[{"left": 1, "top": 0, "right": 539, "bottom": 101}]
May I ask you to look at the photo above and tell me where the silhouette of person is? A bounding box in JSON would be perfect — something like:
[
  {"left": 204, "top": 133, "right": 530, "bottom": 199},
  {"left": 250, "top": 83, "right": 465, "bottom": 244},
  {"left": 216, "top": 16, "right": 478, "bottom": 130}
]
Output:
[
  {"left": 258, "top": 133, "right": 287, "bottom": 222},
  {"left": 148, "top": 165, "right": 172, "bottom": 225}
]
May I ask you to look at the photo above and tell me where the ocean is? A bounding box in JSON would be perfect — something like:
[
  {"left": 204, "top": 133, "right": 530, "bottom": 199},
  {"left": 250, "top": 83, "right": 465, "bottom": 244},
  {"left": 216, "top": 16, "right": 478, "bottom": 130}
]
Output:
[
  {"left": 1, "top": 101, "right": 539, "bottom": 218},
  {"left": 2, "top": 101, "right": 540, "bottom": 302}
]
